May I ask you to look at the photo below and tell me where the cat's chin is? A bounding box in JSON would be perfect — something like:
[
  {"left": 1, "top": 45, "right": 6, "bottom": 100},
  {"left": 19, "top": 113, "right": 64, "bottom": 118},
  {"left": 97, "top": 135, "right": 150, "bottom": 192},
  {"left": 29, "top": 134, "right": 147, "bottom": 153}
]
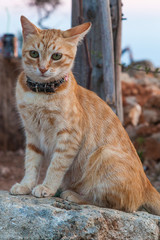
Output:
[
  {"left": 38, "top": 74, "right": 67, "bottom": 83},
  {"left": 26, "top": 74, "right": 52, "bottom": 83},
  {"left": 39, "top": 75, "right": 51, "bottom": 81},
  {"left": 25, "top": 72, "right": 67, "bottom": 83},
  {"left": 38, "top": 75, "right": 62, "bottom": 83}
]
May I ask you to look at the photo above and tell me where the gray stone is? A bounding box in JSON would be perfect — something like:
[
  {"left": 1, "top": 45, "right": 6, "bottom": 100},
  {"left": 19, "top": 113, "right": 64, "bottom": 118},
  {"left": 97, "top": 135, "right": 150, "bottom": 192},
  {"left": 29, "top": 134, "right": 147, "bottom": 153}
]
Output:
[
  {"left": 121, "top": 72, "right": 160, "bottom": 87},
  {"left": 143, "top": 108, "right": 160, "bottom": 124},
  {"left": 151, "top": 132, "right": 160, "bottom": 143},
  {"left": 0, "top": 191, "right": 160, "bottom": 240}
]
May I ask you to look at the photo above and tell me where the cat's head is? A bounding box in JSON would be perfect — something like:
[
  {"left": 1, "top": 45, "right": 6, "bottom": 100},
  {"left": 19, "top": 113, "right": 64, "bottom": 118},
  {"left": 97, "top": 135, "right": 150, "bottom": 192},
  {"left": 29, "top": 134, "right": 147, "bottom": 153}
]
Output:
[{"left": 21, "top": 16, "right": 91, "bottom": 82}]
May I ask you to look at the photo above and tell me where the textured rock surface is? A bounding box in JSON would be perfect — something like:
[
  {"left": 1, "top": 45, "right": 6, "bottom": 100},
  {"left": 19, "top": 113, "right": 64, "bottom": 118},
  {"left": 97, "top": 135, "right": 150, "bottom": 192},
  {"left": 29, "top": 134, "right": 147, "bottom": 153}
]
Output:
[{"left": 0, "top": 191, "right": 160, "bottom": 239}]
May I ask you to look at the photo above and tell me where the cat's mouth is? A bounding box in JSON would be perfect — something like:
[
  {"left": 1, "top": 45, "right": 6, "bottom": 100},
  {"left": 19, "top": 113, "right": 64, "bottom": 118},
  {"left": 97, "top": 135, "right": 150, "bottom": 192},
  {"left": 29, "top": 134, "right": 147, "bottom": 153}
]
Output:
[
  {"left": 39, "top": 74, "right": 52, "bottom": 81},
  {"left": 40, "top": 72, "right": 49, "bottom": 77},
  {"left": 41, "top": 74, "right": 47, "bottom": 78}
]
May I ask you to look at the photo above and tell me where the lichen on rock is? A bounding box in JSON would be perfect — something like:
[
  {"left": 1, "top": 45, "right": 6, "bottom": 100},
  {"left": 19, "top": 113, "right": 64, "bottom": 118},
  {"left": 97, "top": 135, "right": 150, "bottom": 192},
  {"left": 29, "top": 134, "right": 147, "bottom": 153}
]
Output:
[{"left": 0, "top": 191, "right": 160, "bottom": 239}]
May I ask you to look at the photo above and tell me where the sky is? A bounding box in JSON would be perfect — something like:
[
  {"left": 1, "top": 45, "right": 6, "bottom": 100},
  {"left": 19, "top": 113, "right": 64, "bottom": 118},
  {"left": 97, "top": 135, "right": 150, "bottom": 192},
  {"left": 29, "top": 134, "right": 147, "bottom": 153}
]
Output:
[
  {"left": 0, "top": 0, "right": 71, "bottom": 33},
  {"left": 0, "top": 0, "right": 160, "bottom": 67},
  {"left": 122, "top": 0, "right": 160, "bottom": 67}
]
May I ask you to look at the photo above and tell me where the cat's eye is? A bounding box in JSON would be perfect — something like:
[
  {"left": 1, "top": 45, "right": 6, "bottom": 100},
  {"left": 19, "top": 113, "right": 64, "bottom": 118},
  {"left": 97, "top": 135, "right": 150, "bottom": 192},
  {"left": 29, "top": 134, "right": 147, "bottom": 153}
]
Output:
[
  {"left": 51, "top": 52, "right": 62, "bottom": 60},
  {"left": 29, "top": 50, "right": 39, "bottom": 58}
]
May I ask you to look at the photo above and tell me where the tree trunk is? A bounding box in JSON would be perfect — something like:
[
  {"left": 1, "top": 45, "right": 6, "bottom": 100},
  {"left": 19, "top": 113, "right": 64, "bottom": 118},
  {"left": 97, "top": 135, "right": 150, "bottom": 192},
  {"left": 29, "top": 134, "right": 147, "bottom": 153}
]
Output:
[
  {"left": 72, "top": 0, "right": 106, "bottom": 101},
  {"left": 72, "top": 0, "right": 123, "bottom": 122},
  {"left": 99, "top": 0, "right": 116, "bottom": 112}
]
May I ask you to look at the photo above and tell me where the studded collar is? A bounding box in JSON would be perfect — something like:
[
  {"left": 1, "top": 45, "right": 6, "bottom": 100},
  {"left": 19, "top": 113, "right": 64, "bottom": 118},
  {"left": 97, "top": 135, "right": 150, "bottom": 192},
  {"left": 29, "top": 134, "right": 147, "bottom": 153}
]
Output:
[{"left": 26, "top": 75, "right": 68, "bottom": 93}]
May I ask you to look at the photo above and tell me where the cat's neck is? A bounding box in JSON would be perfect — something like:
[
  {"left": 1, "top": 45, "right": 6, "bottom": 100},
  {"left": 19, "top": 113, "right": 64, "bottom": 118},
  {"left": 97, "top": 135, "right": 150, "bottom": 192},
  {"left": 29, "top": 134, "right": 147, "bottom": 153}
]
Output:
[
  {"left": 26, "top": 75, "right": 68, "bottom": 93},
  {"left": 20, "top": 71, "right": 77, "bottom": 97}
]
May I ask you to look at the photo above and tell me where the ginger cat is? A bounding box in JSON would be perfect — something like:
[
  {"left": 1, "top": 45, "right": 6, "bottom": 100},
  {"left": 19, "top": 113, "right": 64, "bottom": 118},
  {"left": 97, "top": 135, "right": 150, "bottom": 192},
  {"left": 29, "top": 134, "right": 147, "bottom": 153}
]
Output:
[{"left": 10, "top": 16, "right": 160, "bottom": 215}]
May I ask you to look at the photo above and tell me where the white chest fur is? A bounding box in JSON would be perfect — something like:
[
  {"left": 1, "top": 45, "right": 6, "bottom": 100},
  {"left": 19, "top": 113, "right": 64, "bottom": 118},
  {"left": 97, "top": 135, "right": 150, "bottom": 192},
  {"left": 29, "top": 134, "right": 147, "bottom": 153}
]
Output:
[{"left": 17, "top": 90, "right": 63, "bottom": 154}]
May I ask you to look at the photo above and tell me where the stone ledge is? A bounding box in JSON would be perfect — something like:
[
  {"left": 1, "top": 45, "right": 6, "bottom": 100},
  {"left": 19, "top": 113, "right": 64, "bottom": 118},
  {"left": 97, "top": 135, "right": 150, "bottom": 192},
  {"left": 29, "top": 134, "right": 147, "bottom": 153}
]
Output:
[{"left": 0, "top": 191, "right": 160, "bottom": 240}]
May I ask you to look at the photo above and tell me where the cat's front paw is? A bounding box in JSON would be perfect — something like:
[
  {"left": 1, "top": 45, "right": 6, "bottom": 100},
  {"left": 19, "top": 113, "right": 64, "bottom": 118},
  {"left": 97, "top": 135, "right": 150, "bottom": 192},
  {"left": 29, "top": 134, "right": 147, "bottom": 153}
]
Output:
[
  {"left": 32, "top": 184, "right": 55, "bottom": 198},
  {"left": 10, "top": 183, "right": 31, "bottom": 195}
]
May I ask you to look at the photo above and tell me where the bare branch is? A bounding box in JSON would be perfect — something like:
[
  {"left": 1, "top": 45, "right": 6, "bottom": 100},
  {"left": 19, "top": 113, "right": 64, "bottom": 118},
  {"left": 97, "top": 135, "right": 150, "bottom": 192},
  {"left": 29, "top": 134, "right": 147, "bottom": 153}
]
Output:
[{"left": 28, "top": 0, "right": 61, "bottom": 29}]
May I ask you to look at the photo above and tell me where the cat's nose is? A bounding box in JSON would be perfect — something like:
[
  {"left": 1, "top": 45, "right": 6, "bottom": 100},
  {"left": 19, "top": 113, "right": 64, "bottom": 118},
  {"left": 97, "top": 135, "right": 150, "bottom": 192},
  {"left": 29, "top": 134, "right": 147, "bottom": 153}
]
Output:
[{"left": 39, "top": 68, "right": 48, "bottom": 74}]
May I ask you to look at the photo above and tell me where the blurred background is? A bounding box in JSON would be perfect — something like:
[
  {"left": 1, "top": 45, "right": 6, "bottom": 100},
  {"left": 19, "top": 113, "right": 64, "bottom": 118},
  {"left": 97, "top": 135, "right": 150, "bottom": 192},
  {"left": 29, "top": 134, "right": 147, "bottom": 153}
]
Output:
[
  {"left": 0, "top": 0, "right": 160, "bottom": 65},
  {"left": 0, "top": 0, "right": 160, "bottom": 192}
]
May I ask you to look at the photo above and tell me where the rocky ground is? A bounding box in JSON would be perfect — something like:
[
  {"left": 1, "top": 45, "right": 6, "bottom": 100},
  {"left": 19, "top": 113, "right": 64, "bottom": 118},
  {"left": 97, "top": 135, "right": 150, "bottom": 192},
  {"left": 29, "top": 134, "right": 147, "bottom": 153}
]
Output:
[{"left": 121, "top": 69, "right": 160, "bottom": 191}]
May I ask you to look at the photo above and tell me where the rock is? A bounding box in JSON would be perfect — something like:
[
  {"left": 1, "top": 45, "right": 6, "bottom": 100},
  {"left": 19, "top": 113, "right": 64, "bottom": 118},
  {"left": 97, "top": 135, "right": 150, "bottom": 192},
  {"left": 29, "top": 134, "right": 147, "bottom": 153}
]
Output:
[
  {"left": 122, "top": 81, "right": 153, "bottom": 107},
  {"left": 128, "top": 104, "right": 142, "bottom": 126},
  {"left": 144, "top": 137, "right": 160, "bottom": 162},
  {"left": 145, "top": 95, "right": 160, "bottom": 109},
  {"left": 121, "top": 72, "right": 136, "bottom": 84},
  {"left": 151, "top": 132, "right": 160, "bottom": 143},
  {"left": 0, "top": 167, "right": 11, "bottom": 178},
  {"left": 123, "top": 96, "right": 142, "bottom": 127},
  {"left": 0, "top": 191, "right": 160, "bottom": 240},
  {"left": 125, "top": 123, "right": 149, "bottom": 139},
  {"left": 143, "top": 108, "right": 160, "bottom": 124},
  {"left": 125, "top": 96, "right": 137, "bottom": 106},
  {"left": 121, "top": 72, "right": 160, "bottom": 88},
  {"left": 136, "top": 123, "right": 160, "bottom": 138}
]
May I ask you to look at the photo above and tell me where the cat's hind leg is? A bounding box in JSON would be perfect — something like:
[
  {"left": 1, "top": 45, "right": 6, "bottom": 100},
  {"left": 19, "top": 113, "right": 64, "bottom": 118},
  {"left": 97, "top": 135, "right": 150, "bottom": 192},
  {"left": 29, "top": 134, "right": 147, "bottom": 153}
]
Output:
[
  {"left": 80, "top": 145, "right": 146, "bottom": 212},
  {"left": 60, "top": 190, "right": 89, "bottom": 205}
]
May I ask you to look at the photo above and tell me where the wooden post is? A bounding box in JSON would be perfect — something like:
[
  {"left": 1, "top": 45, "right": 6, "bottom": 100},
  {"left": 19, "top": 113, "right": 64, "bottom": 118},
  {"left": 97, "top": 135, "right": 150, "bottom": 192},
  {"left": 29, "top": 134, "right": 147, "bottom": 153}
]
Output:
[
  {"left": 72, "top": 0, "right": 123, "bottom": 121},
  {"left": 99, "top": 0, "right": 116, "bottom": 112},
  {"left": 110, "top": 0, "right": 123, "bottom": 122},
  {"left": 72, "top": 0, "right": 107, "bottom": 101}
]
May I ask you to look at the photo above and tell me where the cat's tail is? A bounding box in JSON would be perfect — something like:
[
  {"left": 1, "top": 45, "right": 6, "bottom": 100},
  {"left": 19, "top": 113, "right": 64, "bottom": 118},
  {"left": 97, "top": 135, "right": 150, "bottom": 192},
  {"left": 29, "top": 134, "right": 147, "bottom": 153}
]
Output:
[{"left": 144, "top": 182, "right": 160, "bottom": 216}]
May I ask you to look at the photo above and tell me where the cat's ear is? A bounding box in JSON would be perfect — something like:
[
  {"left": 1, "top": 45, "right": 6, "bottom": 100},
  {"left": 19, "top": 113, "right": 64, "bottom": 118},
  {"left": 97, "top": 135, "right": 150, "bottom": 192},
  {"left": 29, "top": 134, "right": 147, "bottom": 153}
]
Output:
[
  {"left": 20, "top": 16, "right": 40, "bottom": 41},
  {"left": 62, "top": 22, "right": 92, "bottom": 45}
]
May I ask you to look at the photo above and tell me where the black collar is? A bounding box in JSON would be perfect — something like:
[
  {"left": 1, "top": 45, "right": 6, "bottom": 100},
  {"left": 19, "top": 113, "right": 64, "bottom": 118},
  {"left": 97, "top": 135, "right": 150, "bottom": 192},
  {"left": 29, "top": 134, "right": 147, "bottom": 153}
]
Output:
[{"left": 26, "top": 76, "right": 66, "bottom": 93}]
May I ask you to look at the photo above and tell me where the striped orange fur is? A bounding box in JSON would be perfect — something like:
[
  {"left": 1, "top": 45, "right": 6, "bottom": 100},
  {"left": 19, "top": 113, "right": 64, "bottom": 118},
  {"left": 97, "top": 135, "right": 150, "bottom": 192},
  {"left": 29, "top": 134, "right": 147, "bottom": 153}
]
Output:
[{"left": 10, "top": 16, "right": 160, "bottom": 215}]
